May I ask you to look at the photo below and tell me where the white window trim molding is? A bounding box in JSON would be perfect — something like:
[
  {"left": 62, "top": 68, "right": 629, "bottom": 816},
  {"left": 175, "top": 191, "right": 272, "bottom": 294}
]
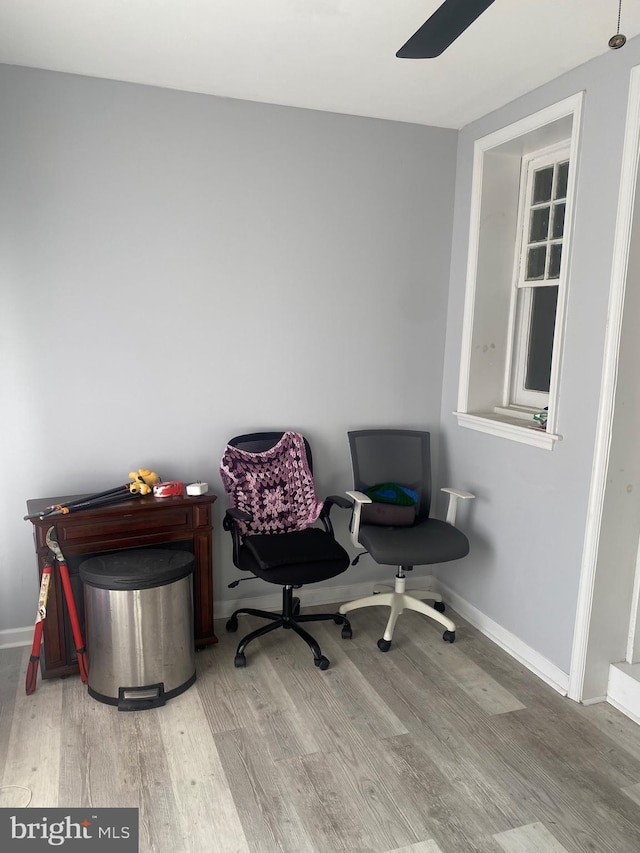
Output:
[
  {"left": 568, "top": 67, "right": 640, "bottom": 702},
  {"left": 456, "top": 411, "right": 560, "bottom": 450},
  {"left": 455, "top": 92, "right": 584, "bottom": 450}
]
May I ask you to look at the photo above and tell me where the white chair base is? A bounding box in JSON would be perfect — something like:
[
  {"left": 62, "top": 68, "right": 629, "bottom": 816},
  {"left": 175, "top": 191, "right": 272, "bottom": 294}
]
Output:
[{"left": 339, "top": 574, "right": 456, "bottom": 645}]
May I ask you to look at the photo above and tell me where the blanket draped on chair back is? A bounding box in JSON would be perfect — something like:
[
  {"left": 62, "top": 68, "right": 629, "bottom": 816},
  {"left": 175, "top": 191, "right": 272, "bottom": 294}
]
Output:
[{"left": 220, "top": 431, "right": 324, "bottom": 535}]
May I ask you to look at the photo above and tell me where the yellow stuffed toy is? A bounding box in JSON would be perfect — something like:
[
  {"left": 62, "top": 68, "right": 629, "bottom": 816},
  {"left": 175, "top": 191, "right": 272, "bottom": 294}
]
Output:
[{"left": 128, "top": 469, "right": 160, "bottom": 495}]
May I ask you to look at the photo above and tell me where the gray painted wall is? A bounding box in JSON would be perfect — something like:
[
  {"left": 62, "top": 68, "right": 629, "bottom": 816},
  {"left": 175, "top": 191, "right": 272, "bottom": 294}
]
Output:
[
  {"left": 439, "top": 39, "right": 640, "bottom": 678},
  {"left": 584, "top": 128, "right": 640, "bottom": 697},
  {"left": 0, "top": 65, "right": 457, "bottom": 635}
]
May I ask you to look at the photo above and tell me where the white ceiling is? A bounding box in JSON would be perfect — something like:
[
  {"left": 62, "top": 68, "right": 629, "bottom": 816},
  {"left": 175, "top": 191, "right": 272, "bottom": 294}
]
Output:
[{"left": 0, "top": 1, "right": 639, "bottom": 129}]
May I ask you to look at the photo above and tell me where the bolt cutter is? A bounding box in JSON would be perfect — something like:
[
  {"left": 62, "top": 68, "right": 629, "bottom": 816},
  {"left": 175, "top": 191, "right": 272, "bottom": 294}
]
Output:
[{"left": 25, "top": 526, "right": 89, "bottom": 695}]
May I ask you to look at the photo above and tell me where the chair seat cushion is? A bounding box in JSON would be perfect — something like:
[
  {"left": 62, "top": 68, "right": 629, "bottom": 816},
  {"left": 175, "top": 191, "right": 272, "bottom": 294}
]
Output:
[
  {"left": 239, "top": 528, "right": 350, "bottom": 585},
  {"left": 358, "top": 517, "right": 469, "bottom": 566},
  {"left": 244, "top": 528, "right": 348, "bottom": 571}
]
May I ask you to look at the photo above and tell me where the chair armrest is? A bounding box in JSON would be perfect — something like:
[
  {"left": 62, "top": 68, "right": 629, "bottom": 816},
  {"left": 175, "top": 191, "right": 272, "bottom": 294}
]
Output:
[
  {"left": 345, "top": 490, "right": 372, "bottom": 504},
  {"left": 224, "top": 507, "right": 253, "bottom": 524},
  {"left": 325, "top": 495, "right": 353, "bottom": 511},
  {"left": 223, "top": 507, "right": 253, "bottom": 567},
  {"left": 345, "top": 490, "right": 372, "bottom": 549},
  {"left": 440, "top": 487, "right": 475, "bottom": 526},
  {"left": 319, "top": 494, "right": 352, "bottom": 535}
]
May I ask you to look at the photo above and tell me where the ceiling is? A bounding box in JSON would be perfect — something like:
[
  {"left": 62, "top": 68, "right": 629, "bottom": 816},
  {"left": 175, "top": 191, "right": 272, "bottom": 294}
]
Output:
[{"left": 0, "top": 1, "right": 639, "bottom": 129}]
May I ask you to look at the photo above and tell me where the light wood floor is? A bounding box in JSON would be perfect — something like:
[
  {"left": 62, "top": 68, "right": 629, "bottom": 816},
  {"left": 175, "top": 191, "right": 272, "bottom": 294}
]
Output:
[{"left": 3, "top": 603, "right": 640, "bottom": 853}]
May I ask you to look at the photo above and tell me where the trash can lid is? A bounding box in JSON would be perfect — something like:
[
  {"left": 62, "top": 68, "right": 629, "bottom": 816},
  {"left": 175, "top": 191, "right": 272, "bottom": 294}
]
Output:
[{"left": 79, "top": 548, "right": 195, "bottom": 590}]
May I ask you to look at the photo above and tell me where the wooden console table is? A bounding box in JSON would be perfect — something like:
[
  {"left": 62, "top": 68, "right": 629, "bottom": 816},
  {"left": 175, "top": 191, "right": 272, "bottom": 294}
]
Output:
[{"left": 26, "top": 491, "right": 218, "bottom": 679}]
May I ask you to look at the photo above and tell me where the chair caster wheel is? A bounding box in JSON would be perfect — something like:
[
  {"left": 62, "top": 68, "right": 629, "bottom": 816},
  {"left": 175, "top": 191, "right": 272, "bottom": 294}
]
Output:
[
  {"left": 226, "top": 617, "right": 239, "bottom": 632},
  {"left": 377, "top": 638, "right": 391, "bottom": 652},
  {"left": 341, "top": 625, "right": 352, "bottom": 639},
  {"left": 433, "top": 601, "right": 446, "bottom": 613},
  {"left": 293, "top": 597, "right": 301, "bottom": 616},
  {"left": 443, "top": 630, "right": 456, "bottom": 643},
  {"left": 314, "top": 656, "right": 330, "bottom": 670},
  {"left": 234, "top": 652, "right": 246, "bottom": 667}
]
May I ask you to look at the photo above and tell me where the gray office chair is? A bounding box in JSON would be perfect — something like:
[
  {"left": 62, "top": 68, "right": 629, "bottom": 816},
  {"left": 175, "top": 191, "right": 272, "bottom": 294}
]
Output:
[{"left": 339, "top": 429, "right": 474, "bottom": 650}]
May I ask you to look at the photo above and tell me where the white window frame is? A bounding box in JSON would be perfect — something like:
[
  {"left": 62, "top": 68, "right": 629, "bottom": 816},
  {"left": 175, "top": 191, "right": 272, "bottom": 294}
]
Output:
[
  {"left": 507, "top": 143, "right": 570, "bottom": 411},
  {"left": 455, "top": 93, "right": 583, "bottom": 450}
]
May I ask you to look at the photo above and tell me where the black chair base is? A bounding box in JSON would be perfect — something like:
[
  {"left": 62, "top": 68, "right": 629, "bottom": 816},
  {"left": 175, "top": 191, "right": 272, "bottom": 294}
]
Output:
[{"left": 226, "top": 585, "right": 352, "bottom": 670}]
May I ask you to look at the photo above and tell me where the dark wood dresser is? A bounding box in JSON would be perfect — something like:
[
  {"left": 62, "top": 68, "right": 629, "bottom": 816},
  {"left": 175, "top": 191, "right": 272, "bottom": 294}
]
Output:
[{"left": 26, "top": 491, "right": 218, "bottom": 679}]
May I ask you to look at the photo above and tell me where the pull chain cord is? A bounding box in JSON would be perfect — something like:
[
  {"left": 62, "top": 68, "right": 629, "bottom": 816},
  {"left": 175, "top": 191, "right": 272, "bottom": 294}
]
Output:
[
  {"left": 0, "top": 785, "right": 33, "bottom": 807},
  {"left": 609, "top": 0, "right": 627, "bottom": 49}
]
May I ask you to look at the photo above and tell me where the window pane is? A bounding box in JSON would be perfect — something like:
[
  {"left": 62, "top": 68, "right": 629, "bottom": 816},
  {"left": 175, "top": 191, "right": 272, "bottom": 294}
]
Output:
[
  {"left": 526, "top": 245, "right": 546, "bottom": 280},
  {"left": 551, "top": 202, "right": 565, "bottom": 239},
  {"left": 555, "top": 160, "right": 569, "bottom": 199},
  {"left": 548, "top": 243, "right": 562, "bottom": 279},
  {"left": 529, "top": 206, "right": 550, "bottom": 242},
  {"left": 533, "top": 167, "right": 553, "bottom": 204},
  {"left": 525, "top": 285, "right": 558, "bottom": 392}
]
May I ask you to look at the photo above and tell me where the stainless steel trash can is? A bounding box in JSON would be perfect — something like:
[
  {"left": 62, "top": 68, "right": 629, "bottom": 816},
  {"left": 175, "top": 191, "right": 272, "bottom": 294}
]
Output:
[{"left": 80, "top": 548, "right": 196, "bottom": 711}]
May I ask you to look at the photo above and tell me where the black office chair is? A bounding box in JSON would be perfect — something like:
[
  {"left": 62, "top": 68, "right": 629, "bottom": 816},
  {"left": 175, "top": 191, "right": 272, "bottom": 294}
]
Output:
[
  {"left": 339, "top": 429, "right": 474, "bottom": 650},
  {"left": 220, "top": 431, "right": 352, "bottom": 670}
]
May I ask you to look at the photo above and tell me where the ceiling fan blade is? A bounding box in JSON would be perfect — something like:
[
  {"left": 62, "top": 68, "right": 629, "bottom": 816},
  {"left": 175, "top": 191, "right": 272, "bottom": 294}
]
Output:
[{"left": 397, "top": 0, "right": 496, "bottom": 59}]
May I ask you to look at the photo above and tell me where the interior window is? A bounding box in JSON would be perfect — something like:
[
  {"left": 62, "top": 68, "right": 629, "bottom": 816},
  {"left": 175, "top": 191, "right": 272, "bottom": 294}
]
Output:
[
  {"left": 455, "top": 94, "right": 582, "bottom": 449},
  {"left": 510, "top": 149, "right": 570, "bottom": 409}
]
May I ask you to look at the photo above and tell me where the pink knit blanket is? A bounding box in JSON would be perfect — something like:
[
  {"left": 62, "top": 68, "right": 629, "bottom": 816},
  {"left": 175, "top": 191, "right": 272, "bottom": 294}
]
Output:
[{"left": 220, "top": 432, "right": 324, "bottom": 535}]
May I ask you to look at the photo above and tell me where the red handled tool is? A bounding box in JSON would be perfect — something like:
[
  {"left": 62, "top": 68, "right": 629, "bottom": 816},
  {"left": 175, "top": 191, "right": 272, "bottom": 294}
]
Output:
[{"left": 25, "top": 526, "right": 89, "bottom": 695}]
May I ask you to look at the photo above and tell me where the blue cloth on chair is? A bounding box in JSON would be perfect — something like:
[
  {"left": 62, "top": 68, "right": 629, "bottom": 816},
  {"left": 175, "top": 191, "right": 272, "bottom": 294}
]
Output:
[{"left": 364, "top": 483, "right": 419, "bottom": 506}]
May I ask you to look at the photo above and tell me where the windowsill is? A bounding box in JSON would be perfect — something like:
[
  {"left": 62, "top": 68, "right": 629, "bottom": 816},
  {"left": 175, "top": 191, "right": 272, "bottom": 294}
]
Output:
[{"left": 454, "top": 410, "right": 562, "bottom": 450}]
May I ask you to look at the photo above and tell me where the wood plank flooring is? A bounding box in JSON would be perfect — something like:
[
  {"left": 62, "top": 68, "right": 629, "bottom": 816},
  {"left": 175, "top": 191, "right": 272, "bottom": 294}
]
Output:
[{"left": 3, "top": 603, "right": 640, "bottom": 852}]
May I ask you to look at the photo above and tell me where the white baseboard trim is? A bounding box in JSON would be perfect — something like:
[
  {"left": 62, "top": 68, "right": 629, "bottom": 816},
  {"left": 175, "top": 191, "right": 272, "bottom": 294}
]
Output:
[
  {"left": 607, "top": 663, "right": 640, "bottom": 725},
  {"left": 4, "top": 577, "right": 573, "bottom": 701},
  {"left": 0, "top": 626, "right": 33, "bottom": 649},
  {"left": 1, "top": 578, "right": 438, "bottom": 652},
  {"left": 437, "top": 580, "right": 570, "bottom": 696},
  {"left": 580, "top": 694, "right": 608, "bottom": 706},
  {"left": 220, "top": 576, "right": 571, "bottom": 697},
  {"left": 220, "top": 575, "right": 570, "bottom": 696},
  {"left": 216, "top": 576, "right": 438, "bottom": 620}
]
